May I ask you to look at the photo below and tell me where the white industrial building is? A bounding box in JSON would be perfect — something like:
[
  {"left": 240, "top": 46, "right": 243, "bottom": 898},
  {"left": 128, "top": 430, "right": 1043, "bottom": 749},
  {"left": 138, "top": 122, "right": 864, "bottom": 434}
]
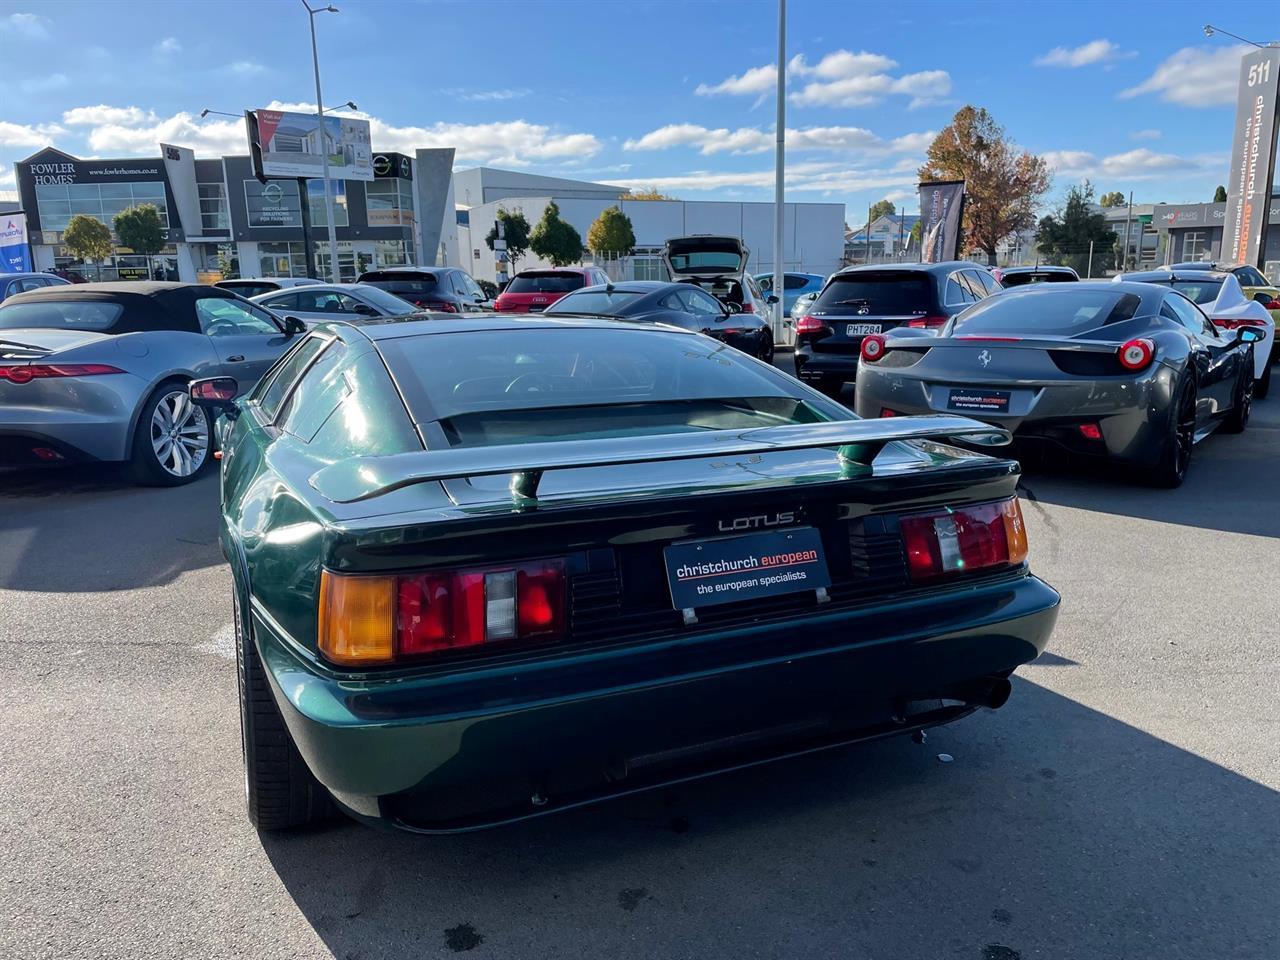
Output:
[{"left": 450, "top": 168, "right": 846, "bottom": 283}]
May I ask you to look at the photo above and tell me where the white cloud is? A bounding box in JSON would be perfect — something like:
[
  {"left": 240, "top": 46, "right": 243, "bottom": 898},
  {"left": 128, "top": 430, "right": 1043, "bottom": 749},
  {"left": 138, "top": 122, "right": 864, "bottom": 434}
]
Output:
[
  {"left": 695, "top": 64, "right": 778, "bottom": 97},
  {"left": 1043, "top": 147, "right": 1210, "bottom": 181},
  {"left": 1120, "top": 44, "right": 1250, "bottom": 106},
  {"left": 453, "top": 88, "right": 531, "bottom": 102},
  {"left": 603, "top": 161, "right": 917, "bottom": 197},
  {"left": 1034, "top": 39, "right": 1132, "bottom": 68},
  {"left": 62, "top": 105, "right": 158, "bottom": 127},
  {"left": 155, "top": 37, "right": 181, "bottom": 55},
  {"left": 1131, "top": 128, "right": 1162, "bottom": 141},
  {"left": 624, "top": 123, "right": 935, "bottom": 157},
  {"left": 0, "top": 162, "right": 15, "bottom": 188},
  {"left": 0, "top": 12, "right": 49, "bottom": 39},
  {"left": 694, "top": 50, "right": 948, "bottom": 109},
  {"left": 0, "top": 120, "right": 66, "bottom": 148},
  {"left": 85, "top": 113, "right": 249, "bottom": 156},
  {"left": 20, "top": 73, "right": 69, "bottom": 93},
  {"left": 790, "top": 50, "right": 897, "bottom": 79},
  {"left": 225, "top": 61, "right": 266, "bottom": 77}
]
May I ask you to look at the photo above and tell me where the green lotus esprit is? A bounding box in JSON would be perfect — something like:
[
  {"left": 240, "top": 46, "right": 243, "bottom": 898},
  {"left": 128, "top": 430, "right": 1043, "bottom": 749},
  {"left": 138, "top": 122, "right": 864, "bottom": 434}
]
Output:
[{"left": 192, "top": 314, "right": 1060, "bottom": 833}]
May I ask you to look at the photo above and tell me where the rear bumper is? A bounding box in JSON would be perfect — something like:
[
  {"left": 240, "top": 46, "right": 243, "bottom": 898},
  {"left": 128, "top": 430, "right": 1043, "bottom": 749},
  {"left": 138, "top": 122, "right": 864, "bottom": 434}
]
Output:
[
  {"left": 794, "top": 347, "right": 859, "bottom": 383},
  {"left": 0, "top": 414, "right": 132, "bottom": 463},
  {"left": 854, "top": 364, "right": 1176, "bottom": 466},
  {"left": 254, "top": 572, "right": 1060, "bottom": 832}
]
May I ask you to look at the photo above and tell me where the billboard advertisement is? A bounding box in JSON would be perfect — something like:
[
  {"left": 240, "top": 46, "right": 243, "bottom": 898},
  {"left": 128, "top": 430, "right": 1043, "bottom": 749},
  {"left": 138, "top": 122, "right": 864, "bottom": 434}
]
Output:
[
  {"left": 918, "top": 180, "right": 965, "bottom": 263},
  {"left": 1222, "top": 48, "right": 1280, "bottom": 268},
  {"left": 249, "top": 109, "right": 373, "bottom": 181},
  {"left": 0, "top": 213, "right": 32, "bottom": 273}
]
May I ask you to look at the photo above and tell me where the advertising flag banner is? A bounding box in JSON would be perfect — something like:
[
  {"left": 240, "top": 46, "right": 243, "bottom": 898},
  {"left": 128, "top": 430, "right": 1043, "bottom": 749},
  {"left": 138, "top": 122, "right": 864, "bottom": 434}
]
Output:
[
  {"left": 918, "top": 180, "right": 965, "bottom": 263},
  {"left": 1223, "top": 48, "right": 1280, "bottom": 268},
  {"left": 249, "top": 109, "right": 374, "bottom": 182},
  {"left": 0, "top": 213, "right": 32, "bottom": 273}
]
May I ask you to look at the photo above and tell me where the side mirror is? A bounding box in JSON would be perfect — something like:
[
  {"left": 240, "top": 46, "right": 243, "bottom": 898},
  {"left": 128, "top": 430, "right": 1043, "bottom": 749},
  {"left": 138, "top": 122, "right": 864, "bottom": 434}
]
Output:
[
  {"left": 766, "top": 294, "right": 780, "bottom": 306},
  {"left": 1236, "top": 327, "right": 1265, "bottom": 345},
  {"left": 190, "top": 377, "right": 240, "bottom": 419},
  {"left": 282, "top": 316, "right": 307, "bottom": 335}
]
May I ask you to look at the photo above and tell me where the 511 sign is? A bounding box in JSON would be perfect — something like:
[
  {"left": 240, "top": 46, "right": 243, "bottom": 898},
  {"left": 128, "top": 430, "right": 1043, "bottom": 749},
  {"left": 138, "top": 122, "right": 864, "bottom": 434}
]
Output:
[{"left": 1223, "top": 47, "right": 1280, "bottom": 268}]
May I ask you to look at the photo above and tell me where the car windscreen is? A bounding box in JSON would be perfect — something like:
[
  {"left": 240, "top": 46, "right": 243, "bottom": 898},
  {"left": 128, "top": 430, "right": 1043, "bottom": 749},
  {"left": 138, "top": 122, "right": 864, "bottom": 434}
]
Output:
[
  {"left": 544, "top": 290, "right": 645, "bottom": 315},
  {"left": 355, "top": 286, "right": 420, "bottom": 314},
  {"left": 810, "top": 273, "right": 932, "bottom": 315},
  {"left": 1001, "top": 272, "right": 1077, "bottom": 286},
  {"left": 380, "top": 327, "right": 824, "bottom": 446},
  {"left": 0, "top": 300, "right": 124, "bottom": 331},
  {"left": 951, "top": 289, "right": 1142, "bottom": 336},
  {"left": 360, "top": 273, "right": 438, "bottom": 294},
  {"left": 506, "top": 272, "right": 585, "bottom": 294}
]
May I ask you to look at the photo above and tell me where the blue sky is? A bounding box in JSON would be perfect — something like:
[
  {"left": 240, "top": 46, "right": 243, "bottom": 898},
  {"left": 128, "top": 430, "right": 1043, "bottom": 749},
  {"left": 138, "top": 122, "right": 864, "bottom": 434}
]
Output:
[{"left": 1, "top": 0, "right": 1276, "bottom": 222}]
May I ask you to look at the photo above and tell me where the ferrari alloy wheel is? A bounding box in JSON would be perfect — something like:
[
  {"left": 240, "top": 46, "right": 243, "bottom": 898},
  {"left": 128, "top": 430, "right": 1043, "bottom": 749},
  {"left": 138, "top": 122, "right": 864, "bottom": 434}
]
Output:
[
  {"left": 130, "top": 384, "right": 213, "bottom": 486},
  {"left": 1144, "top": 377, "right": 1195, "bottom": 488}
]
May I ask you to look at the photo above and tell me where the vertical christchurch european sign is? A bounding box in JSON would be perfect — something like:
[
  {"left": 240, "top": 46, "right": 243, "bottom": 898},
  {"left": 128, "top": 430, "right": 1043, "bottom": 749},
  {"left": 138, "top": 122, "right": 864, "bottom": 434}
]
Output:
[
  {"left": 1222, "top": 47, "right": 1280, "bottom": 269},
  {"left": 0, "top": 213, "right": 32, "bottom": 273},
  {"left": 918, "top": 180, "right": 965, "bottom": 263}
]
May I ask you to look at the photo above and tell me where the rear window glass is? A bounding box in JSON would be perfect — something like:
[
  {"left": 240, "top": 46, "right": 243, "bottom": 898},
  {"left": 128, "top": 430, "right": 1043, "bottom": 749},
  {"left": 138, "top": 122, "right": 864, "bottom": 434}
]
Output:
[
  {"left": 810, "top": 274, "right": 932, "bottom": 316},
  {"left": 380, "top": 328, "right": 820, "bottom": 446},
  {"left": 218, "top": 282, "right": 276, "bottom": 298},
  {"left": 545, "top": 290, "right": 644, "bottom": 314},
  {"left": 1001, "top": 272, "right": 1076, "bottom": 286},
  {"left": 1168, "top": 281, "right": 1223, "bottom": 305},
  {"left": 506, "top": 272, "right": 585, "bottom": 294},
  {"left": 667, "top": 252, "right": 740, "bottom": 272},
  {"left": 952, "top": 289, "right": 1142, "bottom": 336},
  {"left": 360, "top": 272, "right": 438, "bottom": 294},
  {"left": 356, "top": 286, "right": 418, "bottom": 314},
  {"left": 0, "top": 301, "right": 124, "bottom": 331}
]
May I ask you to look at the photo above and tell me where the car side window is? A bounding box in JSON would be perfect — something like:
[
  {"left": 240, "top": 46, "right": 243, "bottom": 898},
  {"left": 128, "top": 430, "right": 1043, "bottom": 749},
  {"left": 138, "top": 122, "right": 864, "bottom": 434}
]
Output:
[
  {"left": 681, "top": 288, "right": 725, "bottom": 316},
  {"left": 256, "top": 336, "right": 326, "bottom": 421},
  {"left": 960, "top": 271, "right": 988, "bottom": 300},
  {"left": 297, "top": 290, "right": 360, "bottom": 314},
  {"left": 972, "top": 270, "right": 1000, "bottom": 296},
  {"left": 262, "top": 292, "right": 299, "bottom": 312},
  {"left": 1237, "top": 266, "right": 1265, "bottom": 287},
  {"left": 783, "top": 274, "right": 808, "bottom": 290},
  {"left": 1165, "top": 293, "right": 1216, "bottom": 338},
  {"left": 278, "top": 340, "right": 348, "bottom": 437},
  {"left": 196, "top": 297, "right": 283, "bottom": 336},
  {"left": 945, "top": 273, "right": 973, "bottom": 305},
  {"left": 658, "top": 293, "right": 683, "bottom": 311}
]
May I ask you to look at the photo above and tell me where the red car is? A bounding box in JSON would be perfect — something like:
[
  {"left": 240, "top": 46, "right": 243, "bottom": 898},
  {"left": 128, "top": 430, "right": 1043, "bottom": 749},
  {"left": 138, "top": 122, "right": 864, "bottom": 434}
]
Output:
[{"left": 494, "top": 267, "right": 610, "bottom": 313}]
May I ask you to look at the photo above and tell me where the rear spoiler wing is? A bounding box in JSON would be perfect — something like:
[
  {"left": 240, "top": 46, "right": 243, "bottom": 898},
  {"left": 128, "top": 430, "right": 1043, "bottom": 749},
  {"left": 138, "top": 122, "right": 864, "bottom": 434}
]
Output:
[{"left": 308, "top": 415, "right": 1010, "bottom": 506}]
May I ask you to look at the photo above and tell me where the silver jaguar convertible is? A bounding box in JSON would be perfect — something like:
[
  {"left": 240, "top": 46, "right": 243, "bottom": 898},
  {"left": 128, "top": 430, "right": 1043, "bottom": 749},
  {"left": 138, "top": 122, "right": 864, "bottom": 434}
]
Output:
[{"left": 852, "top": 282, "right": 1262, "bottom": 487}]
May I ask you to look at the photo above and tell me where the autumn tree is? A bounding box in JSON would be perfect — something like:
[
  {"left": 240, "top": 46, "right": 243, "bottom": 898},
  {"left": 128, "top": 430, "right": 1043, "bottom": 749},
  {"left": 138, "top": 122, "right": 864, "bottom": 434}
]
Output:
[
  {"left": 918, "top": 106, "right": 1050, "bottom": 265},
  {"left": 1213, "top": 184, "right": 1227, "bottom": 202},
  {"left": 1035, "top": 181, "right": 1116, "bottom": 278},
  {"left": 1098, "top": 191, "right": 1126, "bottom": 208},
  {"left": 484, "top": 208, "right": 532, "bottom": 270},
  {"left": 63, "top": 215, "right": 114, "bottom": 266},
  {"left": 529, "top": 202, "right": 584, "bottom": 267},
  {"left": 625, "top": 187, "right": 674, "bottom": 200},
  {"left": 587, "top": 205, "right": 636, "bottom": 258},
  {"left": 868, "top": 199, "right": 896, "bottom": 222}
]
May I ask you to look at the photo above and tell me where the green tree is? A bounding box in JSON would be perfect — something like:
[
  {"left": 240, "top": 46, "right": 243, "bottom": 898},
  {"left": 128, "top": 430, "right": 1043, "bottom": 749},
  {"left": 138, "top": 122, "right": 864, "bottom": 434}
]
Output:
[
  {"left": 113, "top": 204, "right": 165, "bottom": 278},
  {"left": 1035, "top": 181, "right": 1116, "bottom": 277},
  {"left": 919, "top": 106, "right": 1050, "bottom": 265},
  {"left": 529, "top": 201, "right": 584, "bottom": 267},
  {"left": 1098, "top": 191, "right": 1126, "bottom": 208},
  {"left": 62, "top": 215, "right": 114, "bottom": 266},
  {"left": 484, "top": 208, "right": 531, "bottom": 270},
  {"left": 868, "top": 199, "right": 896, "bottom": 222},
  {"left": 587, "top": 205, "right": 636, "bottom": 258},
  {"left": 624, "top": 187, "right": 674, "bottom": 200},
  {"left": 1213, "top": 184, "right": 1227, "bottom": 203}
]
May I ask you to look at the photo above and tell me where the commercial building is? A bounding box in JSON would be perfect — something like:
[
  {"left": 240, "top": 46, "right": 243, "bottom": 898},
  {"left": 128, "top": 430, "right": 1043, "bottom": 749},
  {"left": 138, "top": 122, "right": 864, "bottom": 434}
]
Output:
[
  {"left": 1153, "top": 199, "right": 1280, "bottom": 275},
  {"left": 844, "top": 213, "right": 920, "bottom": 262},
  {"left": 453, "top": 169, "right": 846, "bottom": 283},
  {"left": 14, "top": 144, "right": 455, "bottom": 282}
]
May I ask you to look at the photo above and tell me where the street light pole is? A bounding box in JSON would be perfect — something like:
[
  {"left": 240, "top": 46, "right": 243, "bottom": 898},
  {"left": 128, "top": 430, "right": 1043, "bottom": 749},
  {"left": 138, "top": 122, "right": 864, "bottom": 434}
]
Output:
[
  {"left": 303, "top": 0, "right": 340, "bottom": 283},
  {"left": 771, "top": 0, "right": 786, "bottom": 343}
]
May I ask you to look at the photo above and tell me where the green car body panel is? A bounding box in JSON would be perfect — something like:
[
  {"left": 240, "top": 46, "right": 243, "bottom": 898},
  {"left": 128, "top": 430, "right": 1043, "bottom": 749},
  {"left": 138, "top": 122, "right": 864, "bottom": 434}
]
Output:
[{"left": 213, "top": 317, "right": 1060, "bottom": 832}]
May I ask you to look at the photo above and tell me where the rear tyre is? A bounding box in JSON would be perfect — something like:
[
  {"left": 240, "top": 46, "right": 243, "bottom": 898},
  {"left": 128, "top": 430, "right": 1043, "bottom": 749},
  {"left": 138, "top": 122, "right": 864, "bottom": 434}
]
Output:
[
  {"left": 1142, "top": 375, "right": 1195, "bottom": 488},
  {"left": 129, "top": 382, "right": 212, "bottom": 486},
  {"left": 758, "top": 332, "right": 774, "bottom": 364},
  {"left": 1222, "top": 365, "right": 1253, "bottom": 434},
  {"left": 235, "top": 591, "right": 335, "bottom": 832}
]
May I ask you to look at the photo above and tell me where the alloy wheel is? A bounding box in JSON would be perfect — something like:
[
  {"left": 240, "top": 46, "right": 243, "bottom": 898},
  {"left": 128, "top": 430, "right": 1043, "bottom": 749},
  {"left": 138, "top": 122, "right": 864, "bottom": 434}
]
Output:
[
  {"left": 150, "top": 390, "right": 209, "bottom": 477},
  {"left": 1174, "top": 387, "right": 1195, "bottom": 479}
]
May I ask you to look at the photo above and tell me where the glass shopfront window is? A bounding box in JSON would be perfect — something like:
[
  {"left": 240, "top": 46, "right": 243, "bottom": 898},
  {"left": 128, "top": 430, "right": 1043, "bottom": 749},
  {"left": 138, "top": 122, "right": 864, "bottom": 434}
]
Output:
[
  {"left": 314, "top": 240, "right": 358, "bottom": 282},
  {"left": 373, "top": 239, "right": 414, "bottom": 268},
  {"left": 365, "top": 179, "right": 415, "bottom": 226},
  {"left": 53, "top": 244, "right": 178, "bottom": 282},
  {"left": 259, "top": 241, "right": 310, "bottom": 278},
  {"left": 306, "top": 179, "right": 349, "bottom": 227},
  {"left": 193, "top": 242, "right": 239, "bottom": 280},
  {"left": 37, "top": 181, "right": 170, "bottom": 233},
  {"left": 198, "top": 183, "right": 229, "bottom": 231},
  {"left": 1182, "top": 231, "right": 1209, "bottom": 262}
]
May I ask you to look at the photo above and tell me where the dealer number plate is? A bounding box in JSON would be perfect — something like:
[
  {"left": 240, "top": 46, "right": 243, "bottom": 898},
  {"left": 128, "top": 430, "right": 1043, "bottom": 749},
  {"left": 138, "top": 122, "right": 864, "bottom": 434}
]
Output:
[{"left": 664, "top": 527, "right": 831, "bottom": 611}]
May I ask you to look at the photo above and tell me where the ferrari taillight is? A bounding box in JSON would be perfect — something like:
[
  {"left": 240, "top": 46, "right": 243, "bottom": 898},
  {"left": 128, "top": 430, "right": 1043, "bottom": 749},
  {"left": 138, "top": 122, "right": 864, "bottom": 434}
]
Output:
[
  {"left": 860, "top": 334, "right": 886, "bottom": 362},
  {"left": 899, "top": 498, "right": 1028, "bottom": 583},
  {"left": 1117, "top": 338, "right": 1155, "bottom": 372},
  {"left": 318, "top": 561, "right": 566, "bottom": 666}
]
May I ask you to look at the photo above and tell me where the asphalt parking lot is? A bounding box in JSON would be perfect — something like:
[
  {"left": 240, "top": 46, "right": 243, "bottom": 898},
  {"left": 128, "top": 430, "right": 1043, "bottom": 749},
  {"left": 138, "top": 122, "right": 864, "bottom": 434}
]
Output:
[{"left": 2, "top": 374, "right": 1277, "bottom": 960}]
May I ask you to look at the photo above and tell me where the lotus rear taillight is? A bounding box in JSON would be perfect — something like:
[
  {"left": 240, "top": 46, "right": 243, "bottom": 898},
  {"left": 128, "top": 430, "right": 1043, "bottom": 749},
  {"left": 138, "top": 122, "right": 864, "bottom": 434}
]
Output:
[
  {"left": 899, "top": 498, "right": 1028, "bottom": 583},
  {"left": 1117, "top": 338, "right": 1155, "bottom": 371}
]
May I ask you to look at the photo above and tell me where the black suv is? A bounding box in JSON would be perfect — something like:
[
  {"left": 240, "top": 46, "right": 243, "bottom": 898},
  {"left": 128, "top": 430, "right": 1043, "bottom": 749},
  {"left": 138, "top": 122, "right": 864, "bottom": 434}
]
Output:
[
  {"left": 357, "top": 267, "right": 491, "bottom": 313},
  {"left": 794, "top": 261, "right": 1002, "bottom": 397}
]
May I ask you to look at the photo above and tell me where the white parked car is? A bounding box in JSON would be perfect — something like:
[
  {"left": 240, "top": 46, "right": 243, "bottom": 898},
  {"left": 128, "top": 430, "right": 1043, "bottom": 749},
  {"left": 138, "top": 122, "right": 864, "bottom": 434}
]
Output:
[{"left": 251, "top": 282, "right": 420, "bottom": 326}]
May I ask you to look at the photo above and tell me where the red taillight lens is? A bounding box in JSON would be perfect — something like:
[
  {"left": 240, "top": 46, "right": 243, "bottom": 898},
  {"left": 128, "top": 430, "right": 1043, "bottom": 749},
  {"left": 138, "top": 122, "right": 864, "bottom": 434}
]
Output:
[
  {"left": 0, "top": 363, "right": 124, "bottom": 384},
  {"left": 879, "top": 407, "right": 899, "bottom": 418},
  {"left": 907, "top": 315, "right": 948, "bottom": 329},
  {"left": 739, "top": 302, "right": 755, "bottom": 313},
  {"left": 900, "top": 498, "right": 1028, "bottom": 583},
  {"left": 1264, "top": 298, "right": 1280, "bottom": 310},
  {"left": 795, "top": 315, "right": 830, "bottom": 335},
  {"left": 422, "top": 300, "right": 458, "bottom": 312},
  {"left": 1211, "top": 317, "right": 1265, "bottom": 330},
  {"left": 1117, "top": 338, "right": 1155, "bottom": 371},
  {"left": 861, "top": 334, "right": 887, "bottom": 362},
  {"left": 395, "top": 560, "right": 565, "bottom": 658},
  {"left": 1078, "top": 423, "right": 1102, "bottom": 440}
]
